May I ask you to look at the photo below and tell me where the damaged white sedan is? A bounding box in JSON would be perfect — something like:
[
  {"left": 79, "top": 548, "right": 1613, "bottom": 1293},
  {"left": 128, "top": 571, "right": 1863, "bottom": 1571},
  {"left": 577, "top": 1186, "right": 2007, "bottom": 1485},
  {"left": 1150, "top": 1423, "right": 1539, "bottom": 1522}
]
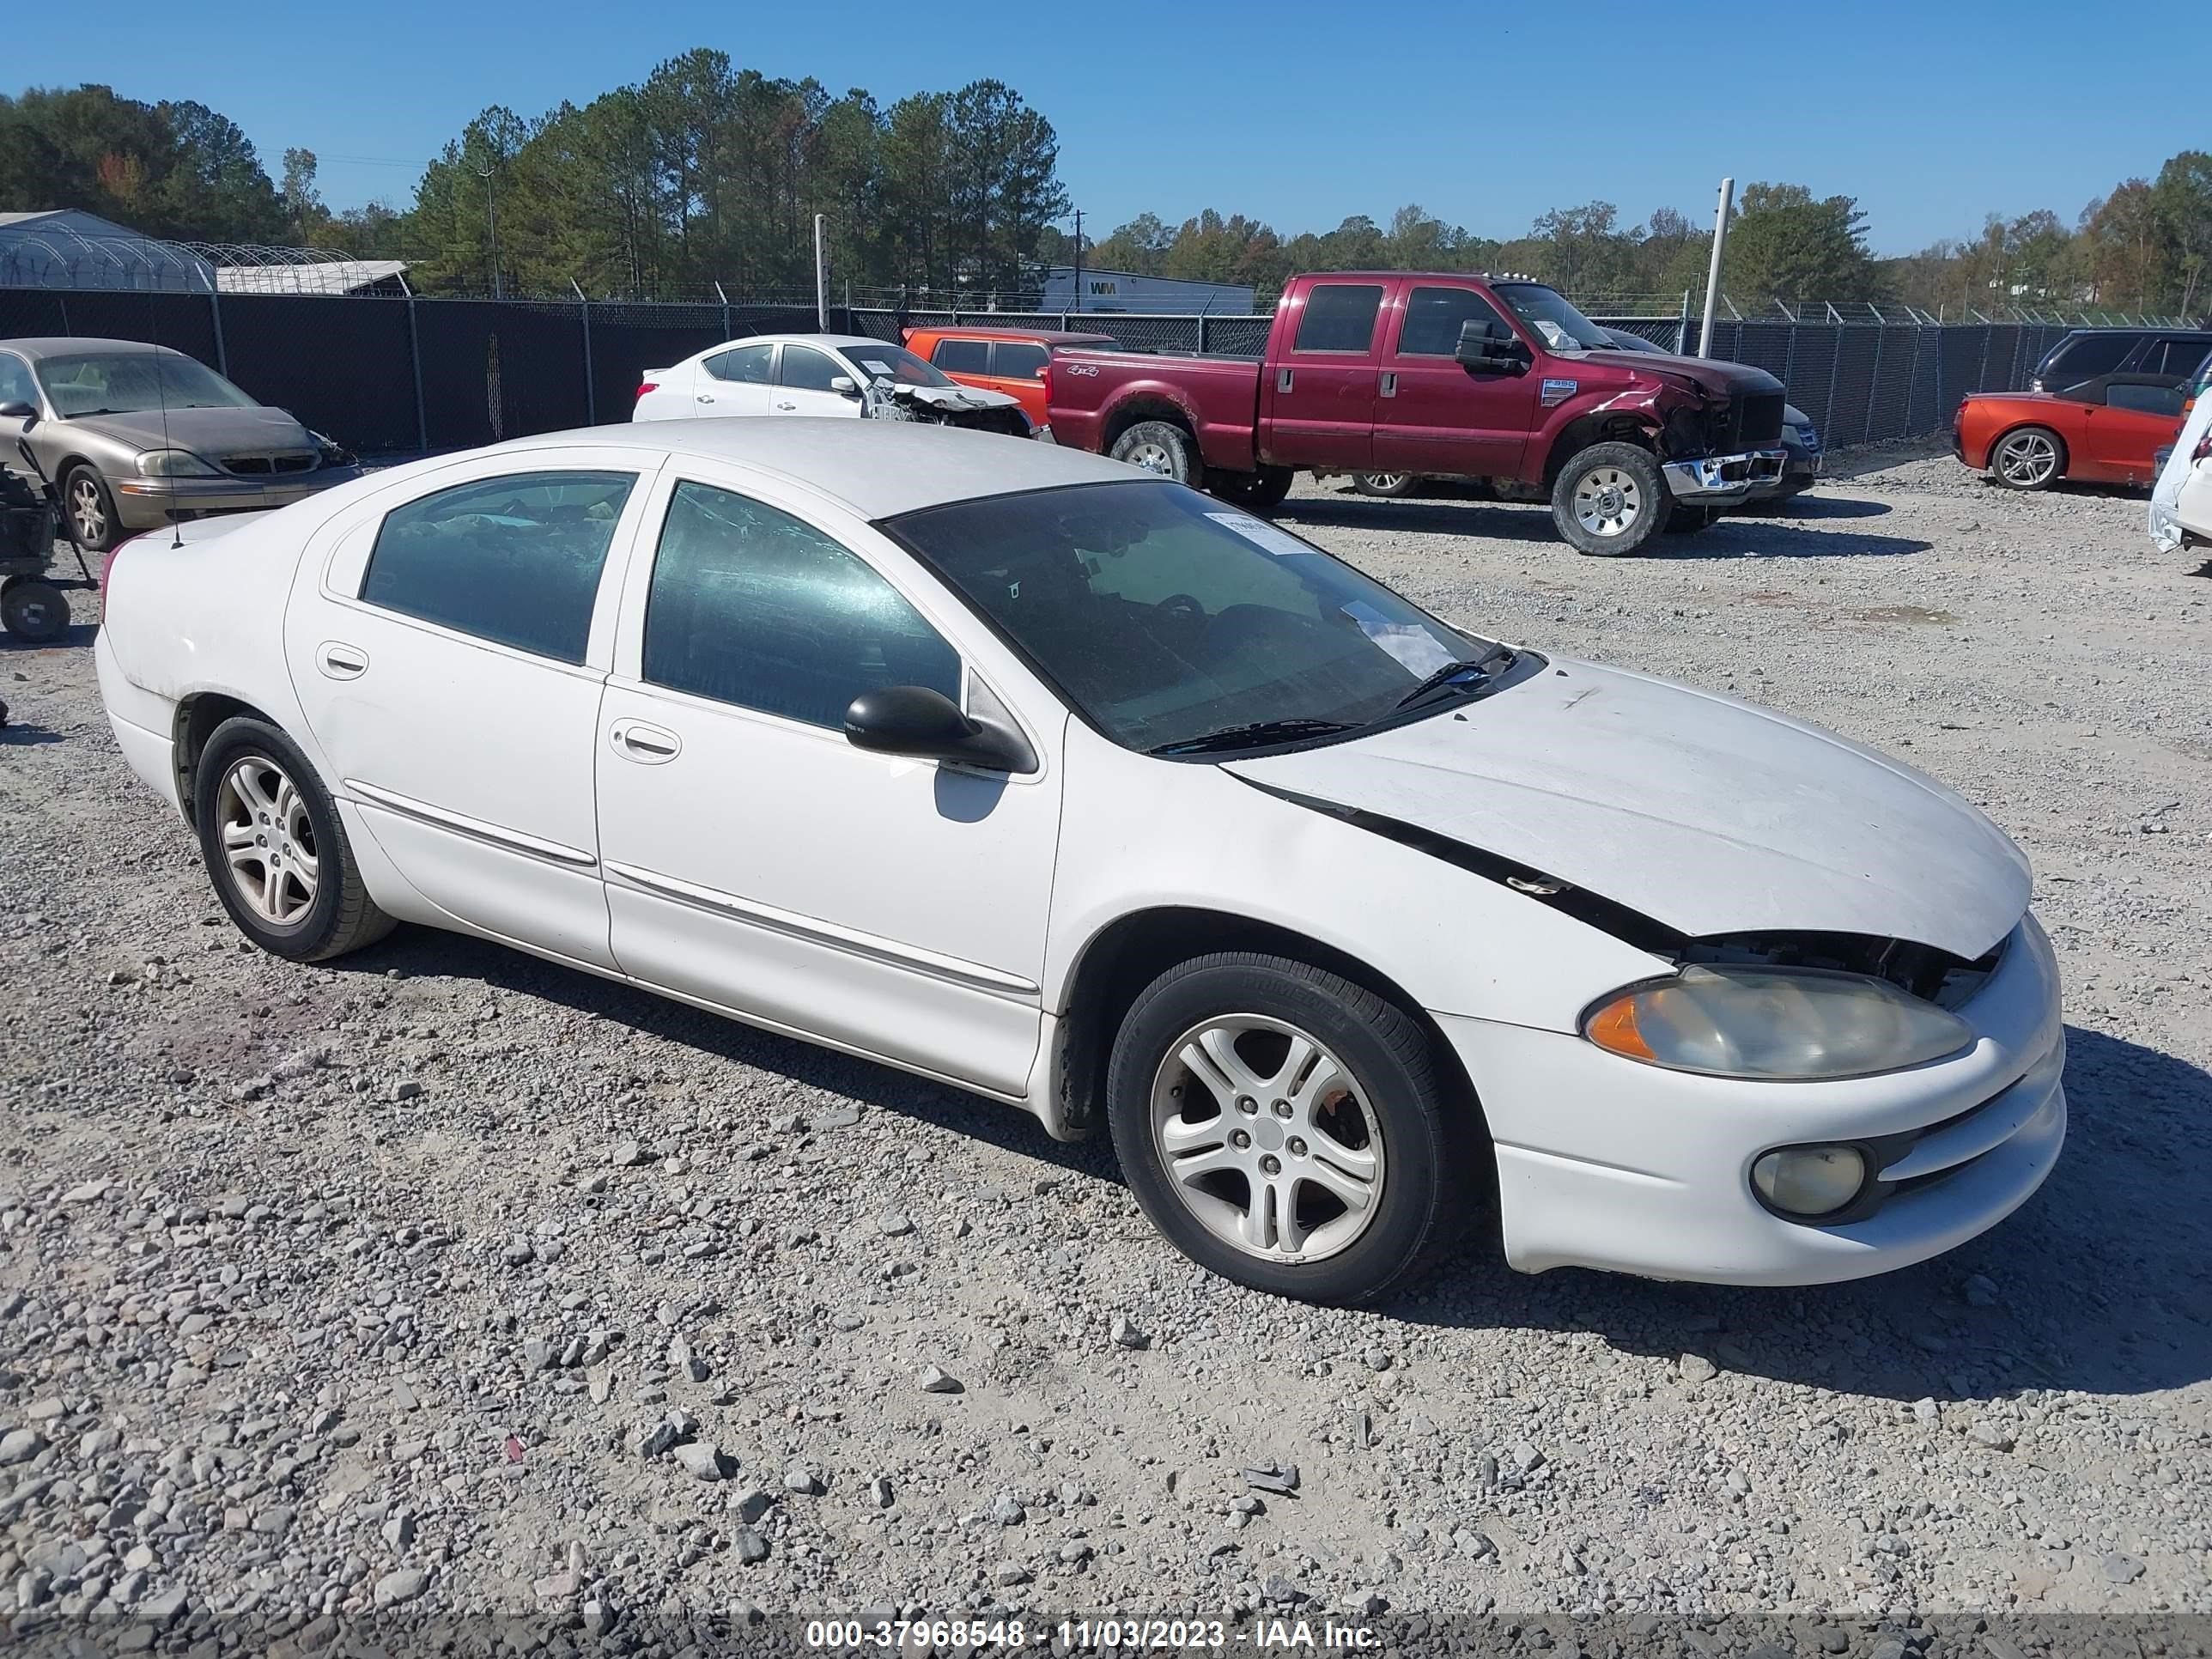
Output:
[
  {"left": 94, "top": 421, "right": 2063, "bottom": 1304},
  {"left": 632, "top": 334, "right": 1031, "bottom": 438}
]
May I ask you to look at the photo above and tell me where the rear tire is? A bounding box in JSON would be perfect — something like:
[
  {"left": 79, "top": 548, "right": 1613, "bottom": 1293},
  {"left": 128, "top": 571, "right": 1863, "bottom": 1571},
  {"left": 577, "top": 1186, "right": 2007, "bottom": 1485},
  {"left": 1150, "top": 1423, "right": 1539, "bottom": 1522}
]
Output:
[
  {"left": 1109, "top": 420, "right": 1202, "bottom": 486},
  {"left": 1552, "top": 441, "right": 1666, "bottom": 556},
  {"left": 1990, "top": 426, "right": 2064, "bottom": 490},
  {"left": 1212, "top": 465, "right": 1294, "bottom": 512},
  {"left": 192, "top": 716, "right": 396, "bottom": 962},
  {"left": 1106, "top": 952, "right": 1469, "bottom": 1304},
  {"left": 1352, "top": 471, "right": 1420, "bottom": 498},
  {"left": 0, "top": 580, "right": 68, "bottom": 642}
]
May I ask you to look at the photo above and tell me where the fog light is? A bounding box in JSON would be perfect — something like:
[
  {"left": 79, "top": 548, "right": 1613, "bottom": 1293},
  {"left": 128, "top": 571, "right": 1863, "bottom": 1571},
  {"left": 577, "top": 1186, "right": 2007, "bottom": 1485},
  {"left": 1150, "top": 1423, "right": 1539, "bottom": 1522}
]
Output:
[{"left": 1752, "top": 1145, "right": 1867, "bottom": 1218}]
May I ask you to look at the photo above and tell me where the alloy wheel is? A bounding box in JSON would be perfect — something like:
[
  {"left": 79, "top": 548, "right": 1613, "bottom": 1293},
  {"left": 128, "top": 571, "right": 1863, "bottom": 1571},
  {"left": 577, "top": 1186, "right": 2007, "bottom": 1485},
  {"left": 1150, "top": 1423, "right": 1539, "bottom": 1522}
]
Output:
[
  {"left": 1572, "top": 466, "right": 1642, "bottom": 537},
  {"left": 1148, "top": 1013, "right": 1385, "bottom": 1262},
  {"left": 1996, "top": 431, "right": 2057, "bottom": 487},
  {"left": 216, "top": 756, "right": 320, "bottom": 927},
  {"left": 70, "top": 477, "right": 107, "bottom": 544}
]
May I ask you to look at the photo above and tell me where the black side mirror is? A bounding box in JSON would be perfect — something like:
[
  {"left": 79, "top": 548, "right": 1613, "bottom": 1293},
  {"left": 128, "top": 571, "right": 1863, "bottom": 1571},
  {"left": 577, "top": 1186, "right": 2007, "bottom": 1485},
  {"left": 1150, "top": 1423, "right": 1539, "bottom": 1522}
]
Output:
[
  {"left": 0, "top": 401, "right": 34, "bottom": 428},
  {"left": 1455, "top": 318, "right": 1527, "bottom": 373},
  {"left": 844, "top": 685, "right": 1034, "bottom": 773}
]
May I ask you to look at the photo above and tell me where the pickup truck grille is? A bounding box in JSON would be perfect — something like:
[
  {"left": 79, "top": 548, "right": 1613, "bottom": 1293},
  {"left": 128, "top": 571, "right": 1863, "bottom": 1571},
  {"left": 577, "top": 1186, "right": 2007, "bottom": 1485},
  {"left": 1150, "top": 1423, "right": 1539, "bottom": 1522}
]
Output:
[{"left": 1728, "top": 392, "right": 1784, "bottom": 448}]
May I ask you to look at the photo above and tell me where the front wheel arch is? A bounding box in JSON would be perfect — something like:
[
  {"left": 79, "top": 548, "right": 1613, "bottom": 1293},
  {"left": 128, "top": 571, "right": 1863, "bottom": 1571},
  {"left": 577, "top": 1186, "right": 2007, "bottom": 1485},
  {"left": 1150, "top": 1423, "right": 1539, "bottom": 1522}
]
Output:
[{"left": 1050, "top": 905, "right": 1486, "bottom": 1146}]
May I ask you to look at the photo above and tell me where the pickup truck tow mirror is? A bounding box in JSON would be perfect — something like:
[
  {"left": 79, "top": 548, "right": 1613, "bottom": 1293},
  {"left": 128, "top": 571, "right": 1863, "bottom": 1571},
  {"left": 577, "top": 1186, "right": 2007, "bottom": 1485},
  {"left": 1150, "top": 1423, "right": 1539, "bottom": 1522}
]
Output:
[
  {"left": 1455, "top": 319, "right": 1528, "bottom": 374},
  {"left": 829, "top": 375, "right": 860, "bottom": 397},
  {"left": 844, "top": 684, "right": 1035, "bottom": 773}
]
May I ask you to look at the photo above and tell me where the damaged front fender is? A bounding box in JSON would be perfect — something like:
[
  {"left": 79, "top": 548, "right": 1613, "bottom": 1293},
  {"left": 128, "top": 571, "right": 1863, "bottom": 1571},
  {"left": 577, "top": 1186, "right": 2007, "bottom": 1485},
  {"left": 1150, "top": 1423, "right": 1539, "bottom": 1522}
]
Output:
[{"left": 864, "top": 380, "right": 1033, "bottom": 439}]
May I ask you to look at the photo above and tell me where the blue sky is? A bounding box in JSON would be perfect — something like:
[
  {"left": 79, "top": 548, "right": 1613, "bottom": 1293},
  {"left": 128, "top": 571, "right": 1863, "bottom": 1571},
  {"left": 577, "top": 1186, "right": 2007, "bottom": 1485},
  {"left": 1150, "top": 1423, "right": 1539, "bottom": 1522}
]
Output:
[{"left": 10, "top": 0, "right": 2200, "bottom": 256}]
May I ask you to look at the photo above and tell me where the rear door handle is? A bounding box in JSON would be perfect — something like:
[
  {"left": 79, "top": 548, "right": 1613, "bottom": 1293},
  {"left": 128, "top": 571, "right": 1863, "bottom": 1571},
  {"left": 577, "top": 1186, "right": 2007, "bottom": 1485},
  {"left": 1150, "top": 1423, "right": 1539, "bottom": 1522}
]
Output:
[
  {"left": 695, "top": 394, "right": 715, "bottom": 404},
  {"left": 317, "top": 641, "right": 368, "bottom": 680},
  {"left": 609, "top": 720, "right": 681, "bottom": 763},
  {"left": 1379, "top": 372, "right": 1397, "bottom": 398},
  {"left": 1276, "top": 368, "right": 1294, "bottom": 392}
]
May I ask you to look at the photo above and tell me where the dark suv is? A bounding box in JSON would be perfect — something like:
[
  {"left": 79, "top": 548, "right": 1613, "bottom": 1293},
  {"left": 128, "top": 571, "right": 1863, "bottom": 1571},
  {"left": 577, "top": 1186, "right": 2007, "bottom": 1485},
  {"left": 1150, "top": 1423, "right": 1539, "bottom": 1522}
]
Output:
[{"left": 2031, "top": 327, "right": 2212, "bottom": 393}]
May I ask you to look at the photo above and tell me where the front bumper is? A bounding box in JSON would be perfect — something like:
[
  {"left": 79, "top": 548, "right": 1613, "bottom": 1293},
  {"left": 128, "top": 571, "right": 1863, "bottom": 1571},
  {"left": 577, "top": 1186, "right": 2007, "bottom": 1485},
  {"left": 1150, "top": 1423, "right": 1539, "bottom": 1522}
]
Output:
[
  {"left": 1662, "top": 447, "right": 1788, "bottom": 505},
  {"left": 1438, "top": 914, "right": 2065, "bottom": 1285},
  {"left": 110, "top": 466, "right": 362, "bottom": 532}
]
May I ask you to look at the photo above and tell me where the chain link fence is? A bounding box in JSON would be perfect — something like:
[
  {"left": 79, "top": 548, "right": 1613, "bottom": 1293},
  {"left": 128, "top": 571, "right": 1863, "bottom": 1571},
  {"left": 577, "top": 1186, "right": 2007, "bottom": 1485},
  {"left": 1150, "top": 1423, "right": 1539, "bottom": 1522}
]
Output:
[{"left": 2, "top": 283, "right": 2080, "bottom": 459}]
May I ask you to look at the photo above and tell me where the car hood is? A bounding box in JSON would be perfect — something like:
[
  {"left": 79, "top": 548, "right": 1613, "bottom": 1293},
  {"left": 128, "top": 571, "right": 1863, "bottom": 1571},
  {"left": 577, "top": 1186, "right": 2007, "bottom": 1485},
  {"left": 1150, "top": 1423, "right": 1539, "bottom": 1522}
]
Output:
[
  {"left": 60, "top": 404, "right": 315, "bottom": 455},
  {"left": 1579, "top": 350, "right": 1784, "bottom": 401},
  {"left": 882, "top": 382, "right": 1022, "bottom": 412},
  {"left": 1224, "top": 658, "right": 2029, "bottom": 961}
]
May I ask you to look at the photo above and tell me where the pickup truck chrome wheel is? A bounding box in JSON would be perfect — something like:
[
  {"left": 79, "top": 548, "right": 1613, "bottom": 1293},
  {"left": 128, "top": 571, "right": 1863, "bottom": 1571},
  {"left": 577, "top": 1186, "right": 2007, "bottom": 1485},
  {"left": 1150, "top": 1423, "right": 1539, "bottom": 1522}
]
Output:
[
  {"left": 1993, "top": 428, "right": 2061, "bottom": 489},
  {"left": 1572, "top": 467, "right": 1643, "bottom": 538},
  {"left": 216, "top": 756, "right": 320, "bottom": 927},
  {"left": 1124, "top": 439, "right": 1175, "bottom": 474},
  {"left": 1148, "top": 1013, "right": 1385, "bottom": 1263}
]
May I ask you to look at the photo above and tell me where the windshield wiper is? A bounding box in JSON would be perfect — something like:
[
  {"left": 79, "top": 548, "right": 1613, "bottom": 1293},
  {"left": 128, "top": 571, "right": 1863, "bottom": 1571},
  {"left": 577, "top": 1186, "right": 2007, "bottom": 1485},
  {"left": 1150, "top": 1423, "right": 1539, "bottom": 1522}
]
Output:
[
  {"left": 1393, "top": 646, "right": 1517, "bottom": 710},
  {"left": 1149, "top": 718, "right": 1358, "bottom": 757}
]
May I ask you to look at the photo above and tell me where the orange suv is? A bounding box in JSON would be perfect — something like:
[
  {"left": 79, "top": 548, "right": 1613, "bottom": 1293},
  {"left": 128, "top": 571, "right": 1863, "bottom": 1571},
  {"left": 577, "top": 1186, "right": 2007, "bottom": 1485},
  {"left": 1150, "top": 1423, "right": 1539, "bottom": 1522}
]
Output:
[{"left": 902, "top": 326, "right": 1120, "bottom": 433}]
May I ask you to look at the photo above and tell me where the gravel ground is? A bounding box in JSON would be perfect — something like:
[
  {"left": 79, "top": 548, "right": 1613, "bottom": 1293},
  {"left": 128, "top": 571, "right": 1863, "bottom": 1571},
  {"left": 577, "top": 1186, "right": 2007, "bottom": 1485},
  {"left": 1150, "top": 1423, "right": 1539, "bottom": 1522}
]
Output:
[{"left": 1, "top": 447, "right": 2209, "bottom": 1650}]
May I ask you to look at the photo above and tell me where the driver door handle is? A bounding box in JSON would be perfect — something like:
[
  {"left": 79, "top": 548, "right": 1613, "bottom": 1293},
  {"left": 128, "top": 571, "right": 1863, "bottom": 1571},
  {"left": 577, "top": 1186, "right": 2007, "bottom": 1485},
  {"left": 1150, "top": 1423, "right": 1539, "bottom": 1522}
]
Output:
[
  {"left": 695, "top": 394, "right": 715, "bottom": 404},
  {"left": 774, "top": 400, "right": 798, "bottom": 411}
]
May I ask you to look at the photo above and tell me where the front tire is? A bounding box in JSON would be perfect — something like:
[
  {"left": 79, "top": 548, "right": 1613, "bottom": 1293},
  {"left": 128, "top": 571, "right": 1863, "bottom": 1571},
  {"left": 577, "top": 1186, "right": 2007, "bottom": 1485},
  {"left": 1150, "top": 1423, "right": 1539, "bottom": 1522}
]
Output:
[
  {"left": 1990, "top": 426, "right": 2064, "bottom": 490},
  {"left": 63, "top": 465, "right": 123, "bottom": 554},
  {"left": 192, "top": 716, "right": 395, "bottom": 962},
  {"left": 1106, "top": 953, "right": 1468, "bottom": 1304},
  {"left": 0, "top": 580, "right": 69, "bottom": 642},
  {"left": 1109, "top": 420, "right": 1202, "bottom": 486},
  {"left": 1552, "top": 441, "right": 1667, "bottom": 556}
]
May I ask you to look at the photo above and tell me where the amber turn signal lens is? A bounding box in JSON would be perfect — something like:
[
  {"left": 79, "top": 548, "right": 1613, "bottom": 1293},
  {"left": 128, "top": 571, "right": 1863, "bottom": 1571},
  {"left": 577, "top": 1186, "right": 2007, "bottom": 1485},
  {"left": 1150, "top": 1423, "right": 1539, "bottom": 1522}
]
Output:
[{"left": 1584, "top": 996, "right": 1656, "bottom": 1060}]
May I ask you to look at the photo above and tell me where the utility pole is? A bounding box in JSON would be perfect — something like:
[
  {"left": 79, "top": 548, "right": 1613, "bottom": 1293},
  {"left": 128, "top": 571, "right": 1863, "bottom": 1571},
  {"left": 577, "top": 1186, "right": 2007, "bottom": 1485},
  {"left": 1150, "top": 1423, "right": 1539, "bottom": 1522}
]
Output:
[
  {"left": 814, "top": 213, "right": 828, "bottom": 329},
  {"left": 1070, "top": 208, "right": 1083, "bottom": 314},
  {"left": 478, "top": 161, "right": 502, "bottom": 300},
  {"left": 1696, "top": 177, "right": 1732, "bottom": 359}
]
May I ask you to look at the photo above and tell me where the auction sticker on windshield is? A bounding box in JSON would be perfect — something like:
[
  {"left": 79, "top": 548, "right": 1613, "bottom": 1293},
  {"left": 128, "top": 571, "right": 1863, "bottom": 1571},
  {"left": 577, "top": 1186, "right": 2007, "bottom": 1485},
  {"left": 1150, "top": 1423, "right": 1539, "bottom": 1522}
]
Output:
[{"left": 1203, "top": 511, "right": 1315, "bottom": 559}]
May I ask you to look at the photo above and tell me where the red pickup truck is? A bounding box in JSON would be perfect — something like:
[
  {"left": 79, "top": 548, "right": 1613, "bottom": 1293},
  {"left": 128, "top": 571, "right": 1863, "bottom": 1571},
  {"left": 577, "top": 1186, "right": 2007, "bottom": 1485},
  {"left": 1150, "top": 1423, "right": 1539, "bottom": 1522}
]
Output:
[{"left": 1046, "top": 272, "right": 1788, "bottom": 556}]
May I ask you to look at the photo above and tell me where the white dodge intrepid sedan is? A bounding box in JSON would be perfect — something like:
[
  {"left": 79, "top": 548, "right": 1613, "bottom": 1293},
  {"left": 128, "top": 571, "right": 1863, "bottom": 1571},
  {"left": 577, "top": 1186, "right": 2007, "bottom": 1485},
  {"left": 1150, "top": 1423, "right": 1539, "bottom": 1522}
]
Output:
[{"left": 94, "top": 421, "right": 2064, "bottom": 1304}]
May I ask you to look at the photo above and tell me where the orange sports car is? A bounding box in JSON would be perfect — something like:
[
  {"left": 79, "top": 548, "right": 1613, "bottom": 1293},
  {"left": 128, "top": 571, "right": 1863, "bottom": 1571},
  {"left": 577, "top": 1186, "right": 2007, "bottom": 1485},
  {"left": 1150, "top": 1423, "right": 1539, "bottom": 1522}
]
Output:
[
  {"left": 1954, "top": 372, "right": 2187, "bottom": 489},
  {"left": 902, "top": 325, "right": 1121, "bottom": 429}
]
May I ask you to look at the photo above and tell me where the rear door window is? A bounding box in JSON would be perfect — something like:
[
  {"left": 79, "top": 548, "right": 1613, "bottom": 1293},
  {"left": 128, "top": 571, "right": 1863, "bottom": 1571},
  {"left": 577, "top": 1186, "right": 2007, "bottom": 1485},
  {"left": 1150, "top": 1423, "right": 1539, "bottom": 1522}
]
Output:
[
  {"left": 1292, "top": 284, "right": 1386, "bottom": 354},
  {"left": 932, "top": 338, "right": 991, "bottom": 374},
  {"left": 2139, "top": 337, "right": 2212, "bottom": 380},
  {"left": 360, "top": 471, "right": 637, "bottom": 663},
  {"left": 704, "top": 344, "right": 773, "bottom": 384},
  {"left": 991, "top": 342, "right": 1049, "bottom": 381}
]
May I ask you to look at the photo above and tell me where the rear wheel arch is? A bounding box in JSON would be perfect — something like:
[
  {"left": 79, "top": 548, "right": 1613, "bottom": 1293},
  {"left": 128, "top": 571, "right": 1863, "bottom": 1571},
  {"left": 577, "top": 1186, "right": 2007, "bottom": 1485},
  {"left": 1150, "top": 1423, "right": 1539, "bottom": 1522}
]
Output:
[
  {"left": 1101, "top": 396, "right": 1197, "bottom": 456},
  {"left": 1050, "top": 906, "right": 1486, "bottom": 1145},
  {"left": 173, "top": 693, "right": 282, "bottom": 827}
]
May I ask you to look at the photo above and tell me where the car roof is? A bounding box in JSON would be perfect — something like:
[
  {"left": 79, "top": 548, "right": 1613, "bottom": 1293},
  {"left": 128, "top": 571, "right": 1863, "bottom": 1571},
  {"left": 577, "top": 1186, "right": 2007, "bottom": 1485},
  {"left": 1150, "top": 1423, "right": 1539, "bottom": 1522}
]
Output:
[
  {"left": 906, "top": 326, "right": 1121, "bottom": 345},
  {"left": 480, "top": 418, "right": 1143, "bottom": 520},
  {"left": 0, "top": 337, "right": 193, "bottom": 361}
]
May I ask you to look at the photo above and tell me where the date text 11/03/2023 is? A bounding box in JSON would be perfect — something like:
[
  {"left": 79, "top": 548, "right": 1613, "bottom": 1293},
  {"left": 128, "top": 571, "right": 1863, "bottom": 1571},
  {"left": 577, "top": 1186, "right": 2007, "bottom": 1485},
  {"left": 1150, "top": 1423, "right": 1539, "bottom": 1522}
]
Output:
[{"left": 801, "top": 1617, "right": 1386, "bottom": 1650}]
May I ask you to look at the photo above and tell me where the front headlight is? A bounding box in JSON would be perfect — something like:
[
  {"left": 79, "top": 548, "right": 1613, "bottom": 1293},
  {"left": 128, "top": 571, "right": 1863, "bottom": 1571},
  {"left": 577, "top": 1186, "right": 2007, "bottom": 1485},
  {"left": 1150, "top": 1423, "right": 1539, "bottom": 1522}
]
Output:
[
  {"left": 307, "top": 430, "right": 356, "bottom": 467},
  {"left": 138, "top": 448, "right": 220, "bottom": 478},
  {"left": 1583, "top": 965, "right": 1973, "bottom": 1080}
]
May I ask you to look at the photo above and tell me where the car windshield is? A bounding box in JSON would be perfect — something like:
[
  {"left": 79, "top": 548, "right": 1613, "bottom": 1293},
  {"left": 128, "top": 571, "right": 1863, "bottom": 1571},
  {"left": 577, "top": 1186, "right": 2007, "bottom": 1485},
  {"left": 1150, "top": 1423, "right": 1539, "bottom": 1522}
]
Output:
[
  {"left": 1495, "top": 283, "right": 1612, "bottom": 352},
  {"left": 885, "top": 480, "right": 1504, "bottom": 754},
  {"left": 841, "top": 343, "right": 953, "bottom": 388},
  {"left": 35, "top": 352, "right": 258, "bottom": 417}
]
